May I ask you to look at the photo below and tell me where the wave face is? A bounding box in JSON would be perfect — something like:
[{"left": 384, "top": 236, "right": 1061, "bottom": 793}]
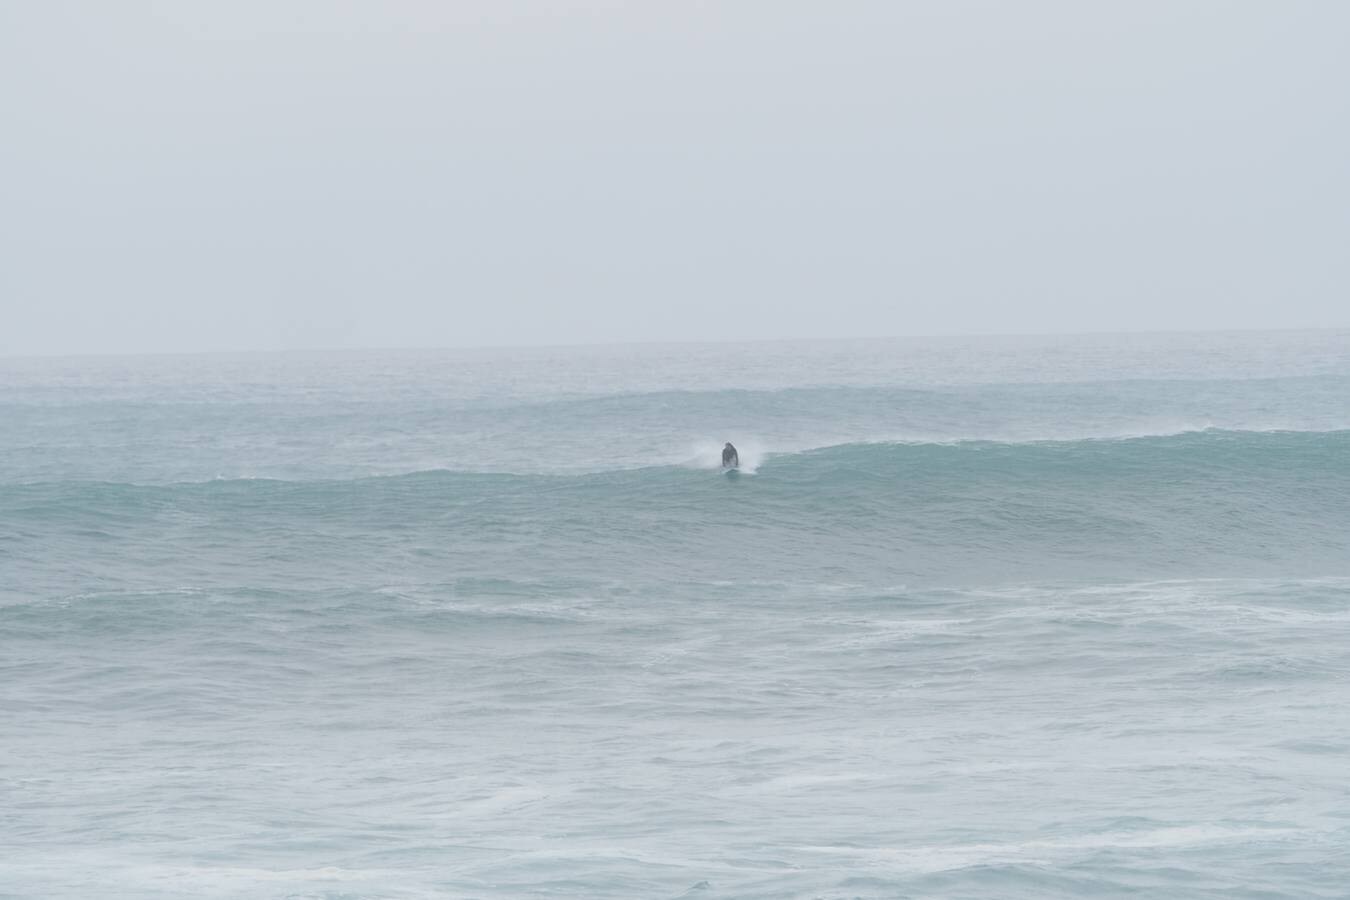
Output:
[
  {"left": 5, "top": 429, "right": 1349, "bottom": 599},
  {"left": 3, "top": 332, "right": 1350, "bottom": 898}
]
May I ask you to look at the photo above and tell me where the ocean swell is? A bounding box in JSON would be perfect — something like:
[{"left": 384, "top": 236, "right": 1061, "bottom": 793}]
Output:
[{"left": 4, "top": 429, "right": 1347, "bottom": 604}]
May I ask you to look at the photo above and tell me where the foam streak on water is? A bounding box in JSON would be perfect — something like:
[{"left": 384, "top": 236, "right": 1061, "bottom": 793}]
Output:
[{"left": 2, "top": 332, "right": 1349, "bottom": 899}]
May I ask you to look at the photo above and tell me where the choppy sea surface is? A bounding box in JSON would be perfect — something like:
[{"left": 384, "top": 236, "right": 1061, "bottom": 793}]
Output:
[{"left": 2, "top": 330, "right": 1349, "bottom": 899}]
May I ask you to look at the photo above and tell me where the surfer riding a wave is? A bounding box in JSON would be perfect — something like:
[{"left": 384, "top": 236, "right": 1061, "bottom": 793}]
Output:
[{"left": 722, "top": 442, "right": 739, "bottom": 470}]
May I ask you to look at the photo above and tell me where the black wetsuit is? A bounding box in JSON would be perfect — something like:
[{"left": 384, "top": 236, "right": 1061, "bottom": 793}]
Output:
[{"left": 722, "top": 443, "right": 739, "bottom": 468}]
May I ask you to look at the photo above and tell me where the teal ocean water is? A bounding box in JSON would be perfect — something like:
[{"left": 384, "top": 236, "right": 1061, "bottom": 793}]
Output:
[{"left": 3, "top": 331, "right": 1349, "bottom": 898}]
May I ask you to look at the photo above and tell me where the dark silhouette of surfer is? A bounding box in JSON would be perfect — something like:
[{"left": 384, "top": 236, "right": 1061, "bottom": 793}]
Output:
[{"left": 722, "top": 442, "right": 739, "bottom": 469}]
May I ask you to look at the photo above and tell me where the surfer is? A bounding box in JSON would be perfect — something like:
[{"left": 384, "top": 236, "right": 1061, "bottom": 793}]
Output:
[{"left": 722, "top": 442, "right": 739, "bottom": 469}]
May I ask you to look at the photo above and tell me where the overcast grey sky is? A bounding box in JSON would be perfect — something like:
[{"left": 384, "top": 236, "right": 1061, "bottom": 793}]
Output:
[{"left": 2, "top": 1, "right": 1347, "bottom": 355}]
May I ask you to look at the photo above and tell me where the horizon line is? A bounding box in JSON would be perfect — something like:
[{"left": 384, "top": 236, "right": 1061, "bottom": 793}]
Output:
[{"left": 2, "top": 324, "right": 1346, "bottom": 363}]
